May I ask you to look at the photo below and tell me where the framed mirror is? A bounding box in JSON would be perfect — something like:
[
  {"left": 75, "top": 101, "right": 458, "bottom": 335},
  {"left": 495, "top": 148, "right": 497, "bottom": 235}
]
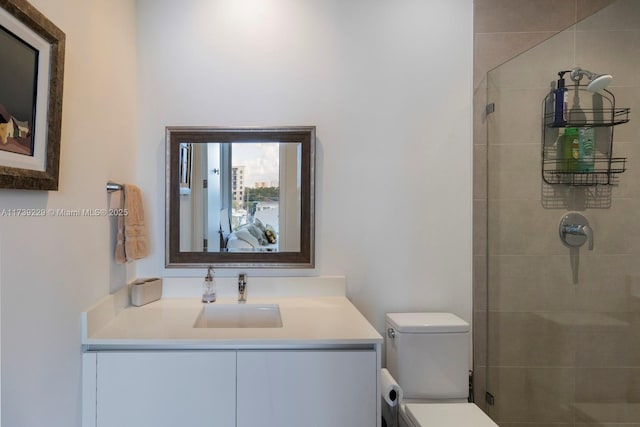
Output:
[{"left": 166, "top": 126, "right": 315, "bottom": 268}]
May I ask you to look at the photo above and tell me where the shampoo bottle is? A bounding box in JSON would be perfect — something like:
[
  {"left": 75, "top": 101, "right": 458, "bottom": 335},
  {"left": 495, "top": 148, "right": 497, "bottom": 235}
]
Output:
[
  {"left": 554, "top": 71, "right": 569, "bottom": 126},
  {"left": 563, "top": 127, "right": 580, "bottom": 172},
  {"left": 578, "top": 127, "right": 595, "bottom": 172}
]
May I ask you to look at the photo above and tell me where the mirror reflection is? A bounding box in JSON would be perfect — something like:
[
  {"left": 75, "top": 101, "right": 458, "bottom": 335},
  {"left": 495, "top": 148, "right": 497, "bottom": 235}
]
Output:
[
  {"left": 166, "top": 126, "right": 315, "bottom": 268},
  {"left": 179, "top": 141, "right": 301, "bottom": 253}
]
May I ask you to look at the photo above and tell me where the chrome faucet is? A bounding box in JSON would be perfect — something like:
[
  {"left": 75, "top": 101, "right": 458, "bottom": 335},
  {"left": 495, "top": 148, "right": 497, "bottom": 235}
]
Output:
[{"left": 238, "top": 273, "right": 247, "bottom": 303}]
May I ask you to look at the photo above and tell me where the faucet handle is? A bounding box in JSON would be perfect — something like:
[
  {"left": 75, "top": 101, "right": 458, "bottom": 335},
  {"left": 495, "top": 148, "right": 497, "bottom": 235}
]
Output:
[
  {"left": 559, "top": 212, "right": 594, "bottom": 251},
  {"left": 582, "top": 224, "right": 594, "bottom": 250}
]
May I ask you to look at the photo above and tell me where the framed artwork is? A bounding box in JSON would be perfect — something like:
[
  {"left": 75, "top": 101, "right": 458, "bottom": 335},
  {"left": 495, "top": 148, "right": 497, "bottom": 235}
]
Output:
[{"left": 0, "top": 0, "right": 65, "bottom": 190}]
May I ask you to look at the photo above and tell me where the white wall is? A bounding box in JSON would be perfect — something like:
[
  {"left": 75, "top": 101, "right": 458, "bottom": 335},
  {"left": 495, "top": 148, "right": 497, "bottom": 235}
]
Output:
[
  {"left": 0, "top": 1, "right": 138, "bottom": 426},
  {"left": 0, "top": 0, "right": 472, "bottom": 427},
  {"left": 136, "top": 0, "right": 473, "bottom": 335},
  {"left": 0, "top": 0, "right": 471, "bottom": 425}
]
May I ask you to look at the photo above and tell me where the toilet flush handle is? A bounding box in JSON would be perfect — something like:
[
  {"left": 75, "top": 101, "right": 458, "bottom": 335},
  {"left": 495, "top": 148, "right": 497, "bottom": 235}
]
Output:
[{"left": 387, "top": 328, "right": 396, "bottom": 339}]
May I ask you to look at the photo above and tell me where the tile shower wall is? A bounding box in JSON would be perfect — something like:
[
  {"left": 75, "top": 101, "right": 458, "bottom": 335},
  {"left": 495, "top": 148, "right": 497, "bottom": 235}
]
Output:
[
  {"left": 478, "top": 1, "right": 640, "bottom": 425},
  {"left": 473, "top": 0, "right": 617, "bottom": 415}
]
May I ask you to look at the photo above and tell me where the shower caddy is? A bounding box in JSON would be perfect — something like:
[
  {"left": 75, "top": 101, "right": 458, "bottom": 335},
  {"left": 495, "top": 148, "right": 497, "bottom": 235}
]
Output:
[{"left": 542, "top": 85, "right": 629, "bottom": 186}]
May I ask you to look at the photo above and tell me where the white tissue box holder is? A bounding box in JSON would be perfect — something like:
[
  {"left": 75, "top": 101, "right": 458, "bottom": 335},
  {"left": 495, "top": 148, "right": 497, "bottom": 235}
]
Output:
[{"left": 130, "top": 278, "right": 162, "bottom": 307}]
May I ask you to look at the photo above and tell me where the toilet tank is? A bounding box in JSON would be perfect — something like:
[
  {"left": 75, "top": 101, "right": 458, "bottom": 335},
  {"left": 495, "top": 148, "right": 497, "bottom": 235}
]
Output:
[{"left": 385, "top": 312, "right": 469, "bottom": 400}]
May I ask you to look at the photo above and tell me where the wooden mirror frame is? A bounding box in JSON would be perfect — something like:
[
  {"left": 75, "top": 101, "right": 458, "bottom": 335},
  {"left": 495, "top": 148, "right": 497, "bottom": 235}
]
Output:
[{"left": 165, "top": 126, "right": 315, "bottom": 268}]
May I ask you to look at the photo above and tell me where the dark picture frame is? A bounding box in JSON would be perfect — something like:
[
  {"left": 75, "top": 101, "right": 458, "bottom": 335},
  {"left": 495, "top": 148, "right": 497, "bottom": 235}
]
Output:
[
  {"left": 0, "top": 0, "right": 65, "bottom": 190},
  {"left": 166, "top": 126, "right": 316, "bottom": 268}
]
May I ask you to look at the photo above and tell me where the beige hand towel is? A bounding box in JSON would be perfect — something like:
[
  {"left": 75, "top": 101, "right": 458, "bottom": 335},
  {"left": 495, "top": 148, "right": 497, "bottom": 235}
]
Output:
[{"left": 115, "top": 184, "right": 149, "bottom": 263}]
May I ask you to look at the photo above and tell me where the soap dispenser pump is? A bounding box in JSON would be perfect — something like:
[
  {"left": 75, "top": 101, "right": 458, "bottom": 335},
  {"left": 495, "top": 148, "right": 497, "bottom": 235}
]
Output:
[{"left": 202, "top": 266, "right": 216, "bottom": 303}]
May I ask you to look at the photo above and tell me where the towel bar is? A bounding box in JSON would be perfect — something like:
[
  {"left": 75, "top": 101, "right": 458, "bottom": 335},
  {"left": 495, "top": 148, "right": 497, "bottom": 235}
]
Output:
[{"left": 106, "top": 182, "right": 123, "bottom": 193}]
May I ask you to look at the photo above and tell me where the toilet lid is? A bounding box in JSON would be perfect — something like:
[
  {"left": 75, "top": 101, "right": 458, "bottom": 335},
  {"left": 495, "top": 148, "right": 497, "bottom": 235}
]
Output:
[
  {"left": 404, "top": 403, "right": 498, "bottom": 427},
  {"left": 386, "top": 312, "right": 469, "bottom": 333}
]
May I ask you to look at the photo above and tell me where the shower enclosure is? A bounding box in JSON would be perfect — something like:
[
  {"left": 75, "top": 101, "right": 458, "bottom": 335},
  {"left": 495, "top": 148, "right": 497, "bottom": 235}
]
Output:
[{"left": 482, "top": 0, "right": 640, "bottom": 425}]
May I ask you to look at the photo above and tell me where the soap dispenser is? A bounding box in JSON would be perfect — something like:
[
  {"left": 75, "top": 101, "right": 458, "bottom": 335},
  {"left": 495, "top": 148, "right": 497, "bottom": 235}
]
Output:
[
  {"left": 202, "top": 266, "right": 216, "bottom": 303},
  {"left": 553, "top": 70, "right": 569, "bottom": 126}
]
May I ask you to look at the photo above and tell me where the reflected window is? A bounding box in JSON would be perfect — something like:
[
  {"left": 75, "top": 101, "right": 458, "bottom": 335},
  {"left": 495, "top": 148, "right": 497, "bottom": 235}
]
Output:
[{"left": 178, "top": 141, "right": 301, "bottom": 254}]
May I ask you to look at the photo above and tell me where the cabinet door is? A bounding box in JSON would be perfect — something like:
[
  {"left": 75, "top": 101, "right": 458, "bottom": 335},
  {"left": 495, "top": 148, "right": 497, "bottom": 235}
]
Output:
[
  {"left": 96, "top": 351, "right": 235, "bottom": 427},
  {"left": 237, "top": 350, "right": 377, "bottom": 427}
]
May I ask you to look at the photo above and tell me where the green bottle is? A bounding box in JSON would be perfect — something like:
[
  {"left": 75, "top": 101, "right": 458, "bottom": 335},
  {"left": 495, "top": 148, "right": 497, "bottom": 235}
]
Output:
[
  {"left": 563, "top": 127, "right": 580, "bottom": 172},
  {"left": 578, "top": 127, "right": 595, "bottom": 172}
]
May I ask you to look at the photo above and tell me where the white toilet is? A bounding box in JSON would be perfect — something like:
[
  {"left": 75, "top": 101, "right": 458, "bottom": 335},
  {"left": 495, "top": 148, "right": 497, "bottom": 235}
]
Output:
[{"left": 385, "top": 312, "right": 498, "bottom": 427}]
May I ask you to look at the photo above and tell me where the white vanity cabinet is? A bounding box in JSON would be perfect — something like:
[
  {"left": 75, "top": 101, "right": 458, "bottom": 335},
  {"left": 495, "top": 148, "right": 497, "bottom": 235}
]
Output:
[
  {"left": 84, "top": 351, "right": 236, "bottom": 427},
  {"left": 237, "top": 350, "right": 377, "bottom": 427},
  {"left": 81, "top": 288, "right": 383, "bottom": 427},
  {"left": 83, "top": 348, "right": 377, "bottom": 427}
]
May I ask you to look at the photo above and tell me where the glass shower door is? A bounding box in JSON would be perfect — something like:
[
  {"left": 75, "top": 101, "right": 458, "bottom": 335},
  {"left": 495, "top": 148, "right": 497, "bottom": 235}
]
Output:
[{"left": 484, "top": 1, "right": 640, "bottom": 425}]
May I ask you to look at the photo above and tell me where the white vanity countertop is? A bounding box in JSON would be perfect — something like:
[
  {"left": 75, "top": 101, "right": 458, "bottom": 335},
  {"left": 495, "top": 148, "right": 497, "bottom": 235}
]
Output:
[{"left": 82, "top": 277, "right": 382, "bottom": 350}]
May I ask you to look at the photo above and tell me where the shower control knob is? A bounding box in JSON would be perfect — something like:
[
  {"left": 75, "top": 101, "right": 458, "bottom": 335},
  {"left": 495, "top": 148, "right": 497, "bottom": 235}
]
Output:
[
  {"left": 559, "top": 212, "right": 594, "bottom": 250},
  {"left": 387, "top": 328, "right": 396, "bottom": 339}
]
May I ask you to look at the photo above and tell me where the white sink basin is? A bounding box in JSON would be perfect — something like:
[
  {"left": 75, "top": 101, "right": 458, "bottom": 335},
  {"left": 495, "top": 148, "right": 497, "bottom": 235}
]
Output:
[{"left": 193, "top": 304, "right": 283, "bottom": 328}]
